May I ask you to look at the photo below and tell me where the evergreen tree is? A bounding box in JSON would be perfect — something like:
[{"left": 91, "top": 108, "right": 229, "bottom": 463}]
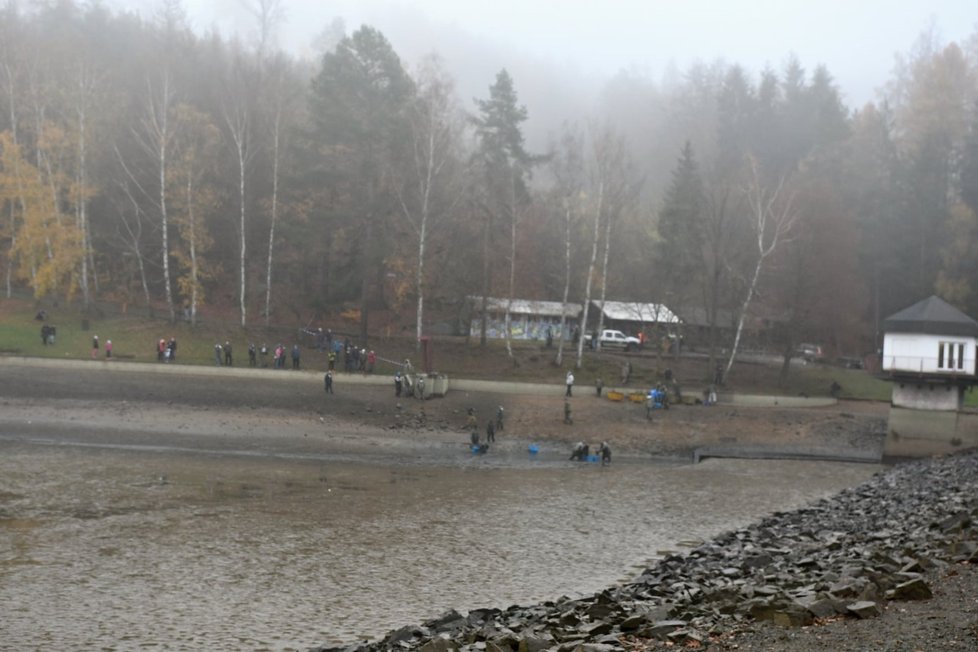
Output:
[
  {"left": 309, "top": 26, "right": 414, "bottom": 341},
  {"left": 656, "top": 141, "right": 705, "bottom": 296},
  {"left": 471, "top": 69, "right": 534, "bottom": 349}
]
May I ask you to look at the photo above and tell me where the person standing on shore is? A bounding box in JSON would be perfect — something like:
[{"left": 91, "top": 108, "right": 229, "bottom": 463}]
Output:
[
  {"left": 291, "top": 344, "right": 301, "bottom": 370},
  {"left": 486, "top": 419, "right": 495, "bottom": 443},
  {"left": 565, "top": 371, "right": 574, "bottom": 397},
  {"left": 248, "top": 343, "right": 257, "bottom": 367},
  {"left": 105, "top": 340, "right": 112, "bottom": 359},
  {"left": 495, "top": 406, "right": 504, "bottom": 432},
  {"left": 224, "top": 341, "right": 233, "bottom": 366},
  {"left": 324, "top": 370, "right": 333, "bottom": 394},
  {"left": 214, "top": 343, "right": 223, "bottom": 366},
  {"left": 394, "top": 371, "right": 403, "bottom": 397},
  {"left": 91, "top": 335, "right": 99, "bottom": 359}
]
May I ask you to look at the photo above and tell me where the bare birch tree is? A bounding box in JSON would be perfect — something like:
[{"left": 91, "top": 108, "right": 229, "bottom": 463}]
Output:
[
  {"left": 245, "top": 0, "right": 288, "bottom": 326},
  {"left": 170, "top": 104, "right": 219, "bottom": 326},
  {"left": 396, "top": 56, "right": 464, "bottom": 348},
  {"left": 131, "top": 71, "right": 177, "bottom": 321},
  {"left": 261, "top": 55, "right": 299, "bottom": 326},
  {"left": 575, "top": 178, "right": 603, "bottom": 368},
  {"left": 549, "top": 126, "right": 585, "bottom": 367},
  {"left": 114, "top": 180, "right": 152, "bottom": 307},
  {"left": 1, "top": 55, "right": 25, "bottom": 297},
  {"left": 222, "top": 54, "right": 256, "bottom": 328},
  {"left": 70, "top": 62, "right": 102, "bottom": 309},
  {"left": 723, "top": 156, "right": 797, "bottom": 381}
]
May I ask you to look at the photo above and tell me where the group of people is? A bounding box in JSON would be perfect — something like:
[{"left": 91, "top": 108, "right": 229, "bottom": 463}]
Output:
[
  {"left": 92, "top": 334, "right": 112, "bottom": 359},
  {"left": 39, "top": 324, "right": 56, "bottom": 346},
  {"left": 393, "top": 360, "right": 427, "bottom": 399},
  {"left": 467, "top": 406, "right": 505, "bottom": 453},
  {"left": 569, "top": 441, "right": 611, "bottom": 465},
  {"left": 334, "top": 342, "right": 376, "bottom": 373},
  {"left": 156, "top": 337, "right": 177, "bottom": 362},
  {"left": 207, "top": 341, "right": 302, "bottom": 369}
]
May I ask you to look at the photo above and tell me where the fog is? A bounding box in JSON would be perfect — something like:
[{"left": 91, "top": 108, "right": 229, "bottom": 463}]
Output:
[{"left": 111, "top": 0, "right": 977, "bottom": 148}]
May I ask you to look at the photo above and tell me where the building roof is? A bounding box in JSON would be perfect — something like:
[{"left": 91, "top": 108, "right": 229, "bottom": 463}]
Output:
[
  {"left": 674, "top": 306, "right": 736, "bottom": 329},
  {"left": 883, "top": 295, "right": 978, "bottom": 338},
  {"left": 593, "top": 301, "right": 680, "bottom": 324},
  {"left": 472, "top": 297, "right": 582, "bottom": 318}
]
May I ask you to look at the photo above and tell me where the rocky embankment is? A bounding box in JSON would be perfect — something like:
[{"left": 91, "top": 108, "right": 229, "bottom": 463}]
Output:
[{"left": 315, "top": 452, "right": 978, "bottom": 652}]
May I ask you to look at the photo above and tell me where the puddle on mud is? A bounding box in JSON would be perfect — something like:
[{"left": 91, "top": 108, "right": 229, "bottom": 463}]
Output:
[{"left": 0, "top": 440, "right": 878, "bottom": 650}]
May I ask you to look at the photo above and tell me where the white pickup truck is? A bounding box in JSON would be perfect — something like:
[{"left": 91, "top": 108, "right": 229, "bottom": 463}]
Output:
[{"left": 585, "top": 329, "right": 641, "bottom": 351}]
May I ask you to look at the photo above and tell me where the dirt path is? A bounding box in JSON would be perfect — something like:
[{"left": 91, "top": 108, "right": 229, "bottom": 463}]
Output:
[{"left": 0, "top": 357, "right": 887, "bottom": 463}]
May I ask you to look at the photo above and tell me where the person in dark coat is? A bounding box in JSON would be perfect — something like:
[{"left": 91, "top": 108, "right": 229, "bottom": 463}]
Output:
[
  {"left": 570, "top": 441, "right": 589, "bottom": 461},
  {"left": 324, "top": 371, "right": 334, "bottom": 394}
]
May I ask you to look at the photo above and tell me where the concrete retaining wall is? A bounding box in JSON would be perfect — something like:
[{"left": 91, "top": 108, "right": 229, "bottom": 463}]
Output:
[
  {"left": 892, "top": 382, "right": 962, "bottom": 411},
  {"left": 884, "top": 406, "right": 978, "bottom": 458}
]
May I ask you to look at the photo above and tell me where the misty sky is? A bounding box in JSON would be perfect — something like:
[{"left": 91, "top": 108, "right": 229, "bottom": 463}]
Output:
[
  {"left": 108, "top": 0, "right": 977, "bottom": 150},
  {"left": 111, "top": 0, "right": 976, "bottom": 103}
]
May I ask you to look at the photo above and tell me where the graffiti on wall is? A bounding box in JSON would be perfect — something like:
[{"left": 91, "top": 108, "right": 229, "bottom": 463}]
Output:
[{"left": 469, "top": 317, "right": 571, "bottom": 341}]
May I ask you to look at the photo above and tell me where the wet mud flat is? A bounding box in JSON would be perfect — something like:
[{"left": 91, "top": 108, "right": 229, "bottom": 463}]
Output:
[
  {"left": 0, "top": 359, "right": 889, "bottom": 649},
  {"left": 321, "top": 452, "right": 978, "bottom": 652},
  {"left": 0, "top": 439, "right": 877, "bottom": 650}
]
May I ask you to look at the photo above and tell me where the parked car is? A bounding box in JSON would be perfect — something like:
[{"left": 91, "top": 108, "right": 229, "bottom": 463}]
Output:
[
  {"left": 796, "top": 343, "right": 823, "bottom": 362},
  {"left": 585, "top": 329, "right": 641, "bottom": 351},
  {"left": 836, "top": 356, "right": 864, "bottom": 370}
]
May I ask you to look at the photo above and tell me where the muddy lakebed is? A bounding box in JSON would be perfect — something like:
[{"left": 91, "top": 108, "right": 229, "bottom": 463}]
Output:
[
  {"left": 0, "top": 360, "right": 884, "bottom": 650},
  {"left": 0, "top": 438, "right": 878, "bottom": 650}
]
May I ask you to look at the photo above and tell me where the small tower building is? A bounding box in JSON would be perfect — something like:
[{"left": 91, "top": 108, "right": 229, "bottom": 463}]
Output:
[{"left": 882, "top": 295, "right": 978, "bottom": 458}]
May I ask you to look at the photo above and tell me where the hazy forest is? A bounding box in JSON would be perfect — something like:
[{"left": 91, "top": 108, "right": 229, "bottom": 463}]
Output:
[{"left": 2, "top": 1, "right": 978, "bottom": 362}]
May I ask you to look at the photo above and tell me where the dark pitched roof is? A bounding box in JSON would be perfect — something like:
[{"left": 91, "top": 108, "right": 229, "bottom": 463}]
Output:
[{"left": 883, "top": 295, "right": 978, "bottom": 338}]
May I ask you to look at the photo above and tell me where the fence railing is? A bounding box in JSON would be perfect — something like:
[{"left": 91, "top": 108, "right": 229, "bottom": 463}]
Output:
[{"left": 884, "top": 355, "right": 975, "bottom": 375}]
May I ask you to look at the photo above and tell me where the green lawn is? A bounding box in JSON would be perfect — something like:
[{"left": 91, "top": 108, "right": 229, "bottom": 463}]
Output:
[{"left": 1, "top": 296, "right": 898, "bottom": 401}]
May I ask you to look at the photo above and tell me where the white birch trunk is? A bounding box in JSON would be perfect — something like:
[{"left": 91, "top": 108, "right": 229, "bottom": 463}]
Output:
[
  {"left": 505, "top": 170, "right": 517, "bottom": 360},
  {"left": 223, "top": 104, "right": 250, "bottom": 328},
  {"left": 264, "top": 108, "right": 280, "bottom": 327},
  {"left": 723, "top": 159, "right": 796, "bottom": 381},
  {"left": 414, "top": 121, "right": 435, "bottom": 348},
  {"left": 596, "top": 204, "right": 613, "bottom": 347},
  {"left": 121, "top": 184, "right": 152, "bottom": 307},
  {"left": 555, "top": 204, "right": 572, "bottom": 367},
  {"left": 3, "top": 63, "right": 21, "bottom": 298},
  {"left": 576, "top": 180, "right": 604, "bottom": 368},
  {"left": 75, "top": 71, "right": 91, "bottom": 309}
]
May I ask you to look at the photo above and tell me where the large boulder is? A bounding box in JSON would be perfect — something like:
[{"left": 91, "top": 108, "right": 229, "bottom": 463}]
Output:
[
  {"left": 846, "top": 601, "right": 882, "bottom": 619},
  {"left": 891, "top": 577, "right": 933, "bottom": 601}
]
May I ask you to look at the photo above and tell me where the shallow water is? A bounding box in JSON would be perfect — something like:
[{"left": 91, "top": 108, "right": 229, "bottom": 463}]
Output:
[{"left": 0, "top": 439, "right": 878, "bottom": 651}]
